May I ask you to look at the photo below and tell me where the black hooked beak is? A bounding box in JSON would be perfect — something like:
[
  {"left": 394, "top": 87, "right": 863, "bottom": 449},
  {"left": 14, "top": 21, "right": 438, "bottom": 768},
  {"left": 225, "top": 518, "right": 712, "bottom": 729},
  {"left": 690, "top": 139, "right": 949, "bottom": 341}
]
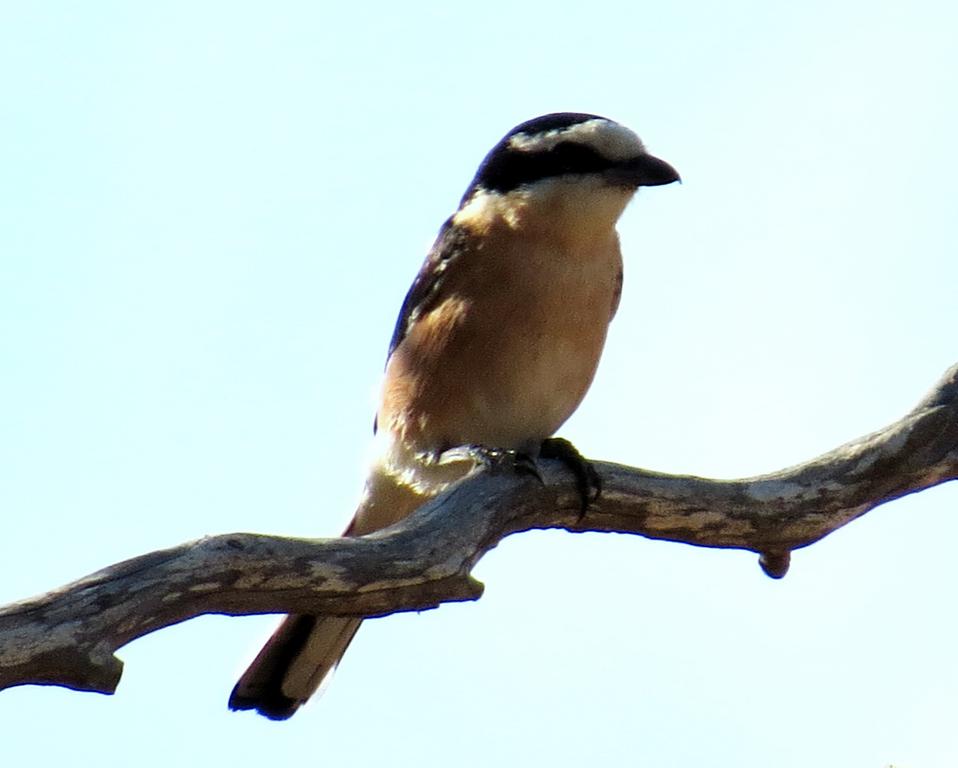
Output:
[{"left": 615, "top": 153, "right": 681, "bottom": 187}]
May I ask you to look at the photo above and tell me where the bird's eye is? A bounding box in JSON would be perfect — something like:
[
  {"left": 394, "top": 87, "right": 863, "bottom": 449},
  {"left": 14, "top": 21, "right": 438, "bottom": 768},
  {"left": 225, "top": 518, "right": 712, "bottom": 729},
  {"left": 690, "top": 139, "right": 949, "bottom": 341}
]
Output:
[
  {"left": 545, "top": 141, "right": 614, "bottom": 176},
  {"left": 472, "top": 140, "right": 614, "bottom": 195}
]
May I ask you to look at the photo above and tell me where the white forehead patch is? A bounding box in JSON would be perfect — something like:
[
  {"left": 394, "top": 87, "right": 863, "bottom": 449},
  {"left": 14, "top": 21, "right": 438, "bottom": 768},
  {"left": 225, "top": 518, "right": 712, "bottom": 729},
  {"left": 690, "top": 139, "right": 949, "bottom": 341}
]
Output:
[{"left": 508, "top": 118, "right": 646, "bottom": 161}]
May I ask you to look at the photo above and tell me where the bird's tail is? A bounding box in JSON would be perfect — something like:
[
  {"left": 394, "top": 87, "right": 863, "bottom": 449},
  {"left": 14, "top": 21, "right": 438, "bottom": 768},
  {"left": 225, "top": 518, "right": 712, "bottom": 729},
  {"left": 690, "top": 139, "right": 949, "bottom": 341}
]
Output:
[
  {"left": 229, "top": 442, "right": 477, "bottom": 719},
  {"left": 229, "top": 613, "right": 362, "bottom": 720}
]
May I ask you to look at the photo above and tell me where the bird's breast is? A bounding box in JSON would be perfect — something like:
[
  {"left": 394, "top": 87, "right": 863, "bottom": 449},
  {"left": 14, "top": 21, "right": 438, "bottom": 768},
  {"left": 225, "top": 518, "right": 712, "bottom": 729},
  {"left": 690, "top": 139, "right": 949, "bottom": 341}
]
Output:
[{"left": 380, "top": 225, "right": 623, "bottom": 453}]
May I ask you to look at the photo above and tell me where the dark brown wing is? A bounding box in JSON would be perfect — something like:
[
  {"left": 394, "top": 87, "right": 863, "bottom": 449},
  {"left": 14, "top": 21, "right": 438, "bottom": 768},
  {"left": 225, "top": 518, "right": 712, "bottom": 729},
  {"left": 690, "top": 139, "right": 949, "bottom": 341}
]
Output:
[
  {"left": 385, "top": 217, "right": 471, "bottom": 360},
  {"left": 375, "top": 218, "right": 472, "bottom": 433}
]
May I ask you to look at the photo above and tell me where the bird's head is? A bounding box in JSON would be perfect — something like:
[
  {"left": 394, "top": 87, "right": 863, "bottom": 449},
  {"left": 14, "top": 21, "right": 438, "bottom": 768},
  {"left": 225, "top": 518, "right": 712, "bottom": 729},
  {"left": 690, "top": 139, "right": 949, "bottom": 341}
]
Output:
[{"left": 454, "top": 112, "right": 679, "bottom": 233}]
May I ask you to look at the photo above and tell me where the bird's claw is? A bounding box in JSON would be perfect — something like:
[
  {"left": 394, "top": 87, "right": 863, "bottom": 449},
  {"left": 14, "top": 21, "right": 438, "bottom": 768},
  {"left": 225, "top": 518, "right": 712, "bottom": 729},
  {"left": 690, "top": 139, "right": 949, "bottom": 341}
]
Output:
[
  {"left": 539, "top": 437, "right": 601, "bottom": 518},
  {"left": 467, "top": 439, "right": 599, "bottom": 518}
]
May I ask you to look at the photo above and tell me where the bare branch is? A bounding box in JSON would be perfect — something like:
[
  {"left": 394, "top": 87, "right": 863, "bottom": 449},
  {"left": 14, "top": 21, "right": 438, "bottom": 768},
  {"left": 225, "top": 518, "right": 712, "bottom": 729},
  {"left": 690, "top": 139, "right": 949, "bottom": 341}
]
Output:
[{"left": 2, "top": 363, "right": 956, "bottom": 696}]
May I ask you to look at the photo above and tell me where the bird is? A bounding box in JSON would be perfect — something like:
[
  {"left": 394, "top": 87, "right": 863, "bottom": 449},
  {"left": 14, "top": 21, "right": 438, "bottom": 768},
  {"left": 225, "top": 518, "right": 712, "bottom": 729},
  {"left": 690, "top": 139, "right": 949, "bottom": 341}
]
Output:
[{"left": 228, "top": 112, "right": 679, "bottom": 719}]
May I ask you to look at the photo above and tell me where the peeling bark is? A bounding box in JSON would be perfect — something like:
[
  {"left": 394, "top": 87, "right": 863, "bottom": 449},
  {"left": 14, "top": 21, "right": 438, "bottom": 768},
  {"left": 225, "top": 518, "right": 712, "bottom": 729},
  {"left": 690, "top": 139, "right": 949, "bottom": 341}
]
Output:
[{"left": 1, "top": 363, "right": 956, "bottom": 696}]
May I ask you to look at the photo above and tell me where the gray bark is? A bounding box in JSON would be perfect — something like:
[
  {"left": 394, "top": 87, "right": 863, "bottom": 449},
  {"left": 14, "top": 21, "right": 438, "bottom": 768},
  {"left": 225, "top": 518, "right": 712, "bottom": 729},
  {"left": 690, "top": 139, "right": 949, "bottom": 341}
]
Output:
[{"left": 1, "top": 362, "right": 956, "bottom": 696}]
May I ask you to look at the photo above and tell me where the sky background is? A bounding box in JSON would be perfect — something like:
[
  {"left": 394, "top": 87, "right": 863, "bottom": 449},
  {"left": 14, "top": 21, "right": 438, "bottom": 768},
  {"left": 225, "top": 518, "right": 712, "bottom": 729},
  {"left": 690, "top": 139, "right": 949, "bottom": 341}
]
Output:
[{"left": 1, "top": 2, "right": 957, "bottom": 766}]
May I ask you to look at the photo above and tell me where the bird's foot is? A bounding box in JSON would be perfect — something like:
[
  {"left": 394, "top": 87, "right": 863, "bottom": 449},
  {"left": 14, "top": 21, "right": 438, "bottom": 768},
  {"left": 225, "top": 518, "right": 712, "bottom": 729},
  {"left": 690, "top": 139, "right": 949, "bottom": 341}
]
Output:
[
  {"left": 467, "top": 445, "right": 544, "bottom": 484},
  {"left": 539, "top": 437, "right": 601, "bottom": 517}
]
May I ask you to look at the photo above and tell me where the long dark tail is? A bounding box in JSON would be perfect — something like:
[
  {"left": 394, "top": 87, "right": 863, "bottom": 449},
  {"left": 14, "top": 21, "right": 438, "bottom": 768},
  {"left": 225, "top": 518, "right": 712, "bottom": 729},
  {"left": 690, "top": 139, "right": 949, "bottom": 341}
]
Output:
[
  {"left": 229, "top": 455, "right": 466, "bottom": 719},
  {"left": 228, "top": 614, "right": 362, "bottom": 720}
]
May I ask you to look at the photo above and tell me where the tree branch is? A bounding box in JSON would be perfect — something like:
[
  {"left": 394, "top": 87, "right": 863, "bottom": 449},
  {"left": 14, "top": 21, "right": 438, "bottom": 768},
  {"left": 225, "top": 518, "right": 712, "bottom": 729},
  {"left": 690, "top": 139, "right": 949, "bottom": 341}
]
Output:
[{"left": 2, "top": 363, "right": 956, "bottom": 696}]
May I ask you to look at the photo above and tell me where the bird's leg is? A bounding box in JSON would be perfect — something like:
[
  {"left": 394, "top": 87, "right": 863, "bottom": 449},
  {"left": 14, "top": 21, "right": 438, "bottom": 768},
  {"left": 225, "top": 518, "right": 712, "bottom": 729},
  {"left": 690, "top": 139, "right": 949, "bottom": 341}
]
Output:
[{"left": 466, "top": 445, "right": 544, "bottom": 484}]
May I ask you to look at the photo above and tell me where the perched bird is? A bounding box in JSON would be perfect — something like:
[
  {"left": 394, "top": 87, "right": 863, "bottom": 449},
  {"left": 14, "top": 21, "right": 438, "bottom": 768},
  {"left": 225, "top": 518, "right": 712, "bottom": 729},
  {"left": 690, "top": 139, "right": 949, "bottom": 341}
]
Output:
[{"left": 229, "top": 112, "right": 679, "bottom": 719}]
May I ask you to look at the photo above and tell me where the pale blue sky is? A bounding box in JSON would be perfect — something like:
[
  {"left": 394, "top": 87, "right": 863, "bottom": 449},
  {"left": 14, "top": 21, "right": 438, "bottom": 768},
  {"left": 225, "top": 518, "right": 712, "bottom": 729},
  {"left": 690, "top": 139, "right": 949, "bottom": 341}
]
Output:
[{"left": 2, "top": 2, "right": 957, "bottom": 766}]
